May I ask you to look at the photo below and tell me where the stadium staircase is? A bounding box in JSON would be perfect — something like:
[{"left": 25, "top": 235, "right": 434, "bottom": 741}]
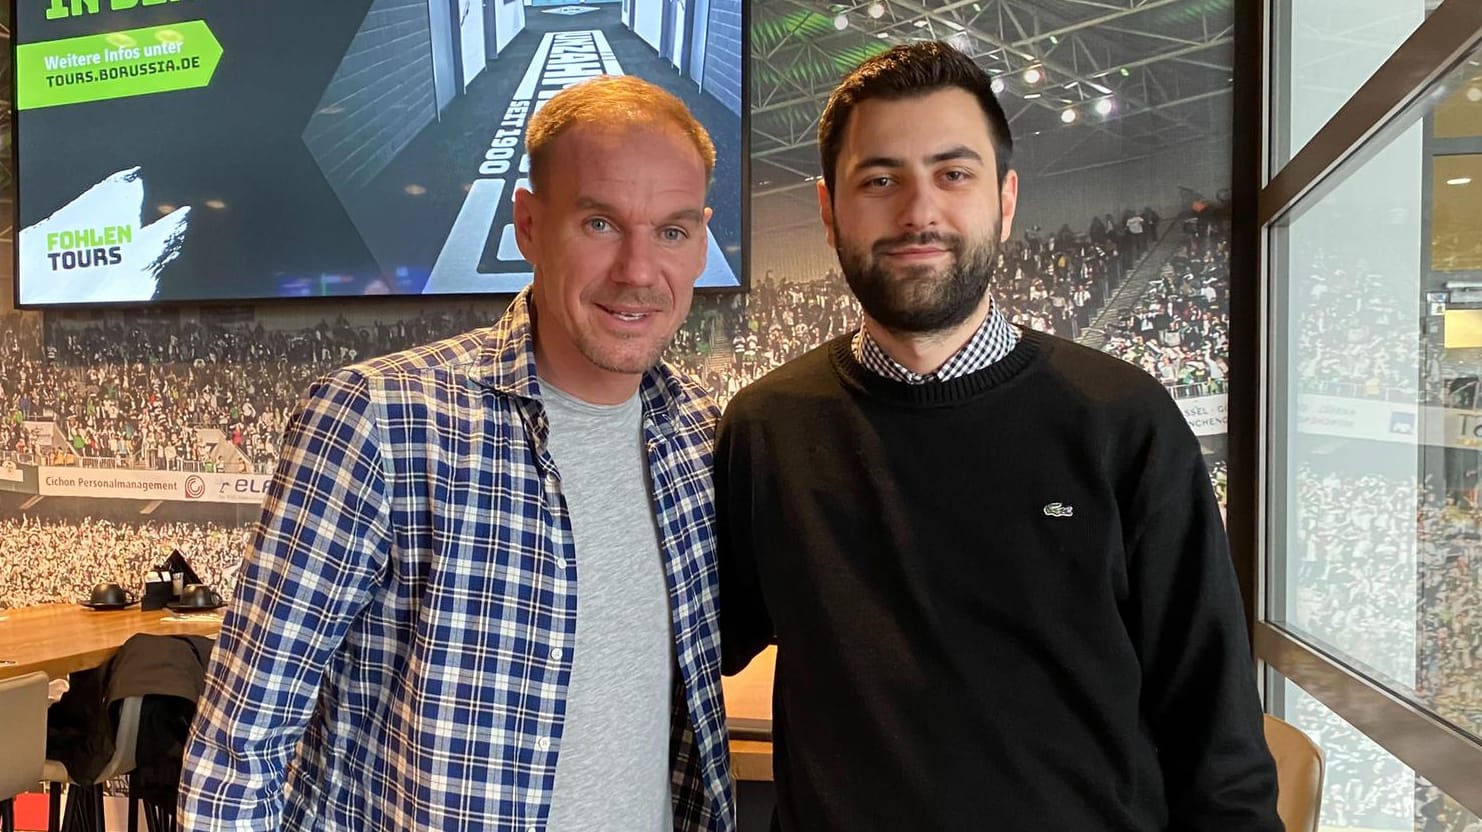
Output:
[
  {"left": 198, "top": 428, "right": 253, "bottom": 473},
  {"left": 704, "top": 316, "right": 735, "bottom": 375},
  {"left": 1077, "top": 227, "right": 1188, "bottom": 350}
]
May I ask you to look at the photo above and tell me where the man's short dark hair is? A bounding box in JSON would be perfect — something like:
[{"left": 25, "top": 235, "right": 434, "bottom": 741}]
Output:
[{"left": 817, "top": 41, "right": 1014, "bottom": 199}]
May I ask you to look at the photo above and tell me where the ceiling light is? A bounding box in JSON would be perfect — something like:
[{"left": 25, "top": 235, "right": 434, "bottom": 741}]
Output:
[
  {"left": 1447, "top": 177, "right": 1472, "bottom": 185},
  {"left": 834, "top": 13, "right": 848, "bottom": 29},
  {"left": 1060, "top": 108, "right": 1078, "bottom": 124},
  {"left": 1468, "top": 86, "right": 1482, "bottom": 103},
  {"left": 1023, "top": 66, "right": 1042, "bottom": 84},
  {"left": 1095, "top": 98, "right": 1114, "bottom": 115},
  {"left": 867, "top": 2, "right": 885, "bottom": 18},
  {"left": 1023, "top": 92, "right": 1041, "bottom": 99},
  {"left": 990, "top": 77, "right": 1005, "bottom": 94}
]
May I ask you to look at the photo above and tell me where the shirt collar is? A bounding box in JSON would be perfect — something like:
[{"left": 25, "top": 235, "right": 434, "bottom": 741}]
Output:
[{"left": 852, "top": 296, "right": 1020, "bottom": 384}]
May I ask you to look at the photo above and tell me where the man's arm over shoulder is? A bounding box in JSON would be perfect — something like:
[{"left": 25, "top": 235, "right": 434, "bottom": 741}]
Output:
[
  {"left": 178, "top": 369, "right": 393, "bottom": 831},
  {"left": 715, "top": 391, "right": 775, "bottom": 677},
  {"left": 1120, "top": 390, "right": 1281, "bottom": 831}
]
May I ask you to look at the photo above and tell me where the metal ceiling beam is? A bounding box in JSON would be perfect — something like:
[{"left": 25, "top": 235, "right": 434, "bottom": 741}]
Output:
[
  {"left": 754, "top": 83, "right": 1229, "bottom": 164},
  {"left": 1006, "top": 0, "right": 1189, "bottom": 48},
  {"left": 1100, "top": 22, "right": 1217, "bottom": 47},
  {"left": 749, "top": 0, "right": 1232, "bottom": 177},
  {"left": 755, "top": 21, "right": 1220, "bottom": 119},
  {"left": 760, "top": 155, "right": 824, "bottom": 181},
  {"left": 1039, "top": 132, "right": 1214, "bottom": 177},
  {"left": 755, "top": 91, "right": 830, "bottom": 115},
  {"left": 753, "top": 139, "right": 817, "bottom": 160},
  {"left": 1051, "top": 0, "right": 1141, "bottom": 11},
  {"left": 755, "top": 178, "right": 829, "bottom": 198},
  {"left": 1087, "top": 32, "right": 1233, "bottom": 76},
  {"left": 1171, "top": 56, "right": 1235, "bottom": 73},
  {"left": 753, "top": 0, "right": 1227, "bottom": 114},
  {"left": 888, "top": 0, "right": 1209, "bottom": 136},
  {"left": 1116, "top": 86, "right": 1232, "bottom": 116}
]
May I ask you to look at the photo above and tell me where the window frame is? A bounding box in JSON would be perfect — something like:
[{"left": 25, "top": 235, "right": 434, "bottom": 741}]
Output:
[{"left": 1231, "top": 0, "right": 1482, "bottom": 816}]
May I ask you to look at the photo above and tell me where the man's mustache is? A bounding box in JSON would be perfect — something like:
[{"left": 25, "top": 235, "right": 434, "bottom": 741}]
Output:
[{"left": 871, "top": 232, "right": 963, "bottom": 255}]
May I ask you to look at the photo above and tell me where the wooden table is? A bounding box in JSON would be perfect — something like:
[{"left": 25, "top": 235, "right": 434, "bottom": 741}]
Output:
[
  {"left": 0, "top": 604, "right": 778, "bottom": 780},
  {"left": 0, "top": 604, "right": 221, "bottom": 681},
  {"left": 723, "top": 646, "right": 776, "bottom": 781}
]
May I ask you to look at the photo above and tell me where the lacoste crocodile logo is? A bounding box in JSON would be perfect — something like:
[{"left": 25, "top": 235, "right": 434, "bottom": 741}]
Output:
[{"left": 1042, "top": 502, "right": 1074, "bottom": 518}]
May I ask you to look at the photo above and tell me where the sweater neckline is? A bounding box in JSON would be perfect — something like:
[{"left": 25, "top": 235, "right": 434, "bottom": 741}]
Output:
[{"left": 829, "top": 327, "right": 1048, "bottom": 407}]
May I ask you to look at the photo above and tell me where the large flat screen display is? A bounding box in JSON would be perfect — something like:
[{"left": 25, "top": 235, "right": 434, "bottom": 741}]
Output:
[{"left": 14, "top": 0, "right": 745, "bottom": 305}]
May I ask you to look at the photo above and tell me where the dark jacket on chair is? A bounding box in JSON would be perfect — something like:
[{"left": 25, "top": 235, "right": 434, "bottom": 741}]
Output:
[{"left": 47, "top": 633, "right": 213, "bottom": 800}]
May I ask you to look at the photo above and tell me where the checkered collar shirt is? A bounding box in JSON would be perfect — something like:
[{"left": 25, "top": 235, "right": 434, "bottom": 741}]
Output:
[
  {"left": 852, "top": 296, "right": 1020, "bottom": 383},
  {"left": 179, "top": 288, "right": 734, "bottom": 832}
]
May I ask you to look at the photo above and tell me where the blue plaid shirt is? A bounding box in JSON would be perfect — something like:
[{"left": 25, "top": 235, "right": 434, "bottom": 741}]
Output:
[{"left": 178, "top": 289, "right": 733, "bottom": 831}]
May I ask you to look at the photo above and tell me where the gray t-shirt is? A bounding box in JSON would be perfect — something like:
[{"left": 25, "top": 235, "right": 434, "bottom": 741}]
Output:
[{"left": 540, "top": 379, "right": 673, "bottom": 832}]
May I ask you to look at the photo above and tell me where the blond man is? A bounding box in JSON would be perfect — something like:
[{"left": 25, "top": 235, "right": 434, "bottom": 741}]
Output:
[{"left": 180, "top": 76, "right": 733, "bottom": 832}]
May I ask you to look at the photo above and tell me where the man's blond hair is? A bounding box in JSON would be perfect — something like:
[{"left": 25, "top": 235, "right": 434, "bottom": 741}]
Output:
[{"left": 525, "top": 75, "right": 716, "bottom": 191}]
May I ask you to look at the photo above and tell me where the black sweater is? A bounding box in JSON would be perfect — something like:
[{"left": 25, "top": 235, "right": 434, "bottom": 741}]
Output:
[{"left": 716, "top": 329, "right": 1280, "bottom": 831}]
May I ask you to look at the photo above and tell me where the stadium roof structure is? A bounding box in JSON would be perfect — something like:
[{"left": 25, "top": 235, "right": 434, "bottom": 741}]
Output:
[{"left": 750, "top": 0, "right": 1235, "bottom": 199}]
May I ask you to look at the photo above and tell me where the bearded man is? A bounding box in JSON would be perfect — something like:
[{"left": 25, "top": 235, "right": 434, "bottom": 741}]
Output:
[{"left": 714, "top": 41, "right": 1281, "bottom": 832}]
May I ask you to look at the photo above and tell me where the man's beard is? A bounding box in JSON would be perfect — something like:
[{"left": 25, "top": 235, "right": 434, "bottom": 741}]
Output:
[{"left": 835, "top": 224, "right": 1000, "bottom": 336}]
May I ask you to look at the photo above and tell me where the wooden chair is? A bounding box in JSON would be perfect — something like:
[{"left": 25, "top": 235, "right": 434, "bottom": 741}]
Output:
[{"left": 1264, "top": 713, "right": 1325, "bottom": 832}]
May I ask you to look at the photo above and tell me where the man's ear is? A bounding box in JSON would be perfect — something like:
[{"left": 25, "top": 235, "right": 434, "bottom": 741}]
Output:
[
  {"left": 817, "top": 179, "right": 836, "bottom": 249},
  {"left": 998, "top": 169, "right": 1020, "bottom": 242},
  {"left": 513, "top": 186, "right": 539, "bottom": 263}
]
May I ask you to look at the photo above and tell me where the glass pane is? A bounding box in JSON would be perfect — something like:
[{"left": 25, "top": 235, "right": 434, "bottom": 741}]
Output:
[
  {"left": 1269, "top": 40, "right": 1482, "bottom": 745},
  {"left": 1434, "top": 58, "right": 1482, "bottom": 140},
  {"left": 1271, "top": 0, "right": 1429, "bottom": 172},
  {"left": 1279, "top": 678, "right": 1482, "bottom": 831},
  {"left": 1433, "top": 156, "right": 1482, "bottom": 271}
]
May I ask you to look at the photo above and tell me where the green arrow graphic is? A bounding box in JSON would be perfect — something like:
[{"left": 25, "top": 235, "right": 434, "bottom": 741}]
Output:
[{"left": 16, "top": 20, "right": 223, "bottom": 110}]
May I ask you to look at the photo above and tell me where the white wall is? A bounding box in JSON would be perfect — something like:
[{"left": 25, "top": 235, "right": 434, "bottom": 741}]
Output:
[
  {"left": 495, "top": 0, "right": 524, "bottom": 54},
  {"left": 670, "top": 0, "right": 687, "bottom": 69},
  {"left": 632, "top": 0, "right": 663, "bottom": 53},
  {"left": 459, "top": 0, "right": 486, "bottom": 89},
  {"left": 688, "top": 0, "right": 708, "bottom": 86},
  {"left": 426, "top": 0, "right": 457, "bottom": 113}
]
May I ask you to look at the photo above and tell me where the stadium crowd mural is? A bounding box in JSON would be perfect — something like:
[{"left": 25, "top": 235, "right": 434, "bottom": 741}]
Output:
[
  {"left": 0, "top": 199, "right": 1211, "bottom": 607},
  {"left": 4, "top": 193, "right": 1478, "bottom": 831}
]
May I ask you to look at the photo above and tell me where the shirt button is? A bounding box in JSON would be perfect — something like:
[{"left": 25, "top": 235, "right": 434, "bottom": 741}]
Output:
[
  {"left": 550, "top": 647, "right": 564, "bottom": 661},
  {"left": 536, "top": 736, "right": 551, "bottom": 752}
]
